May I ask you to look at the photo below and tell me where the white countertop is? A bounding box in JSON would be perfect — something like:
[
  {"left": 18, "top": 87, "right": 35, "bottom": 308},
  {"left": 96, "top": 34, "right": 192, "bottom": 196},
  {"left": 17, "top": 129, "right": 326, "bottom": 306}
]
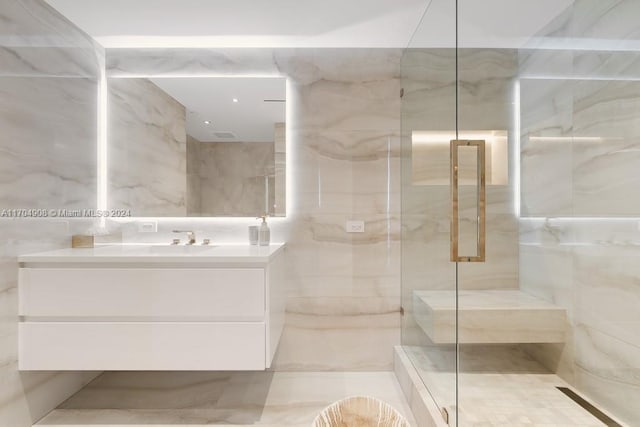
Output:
[{"left": 18, "top": 243, "right": 285, "bottom": 265}]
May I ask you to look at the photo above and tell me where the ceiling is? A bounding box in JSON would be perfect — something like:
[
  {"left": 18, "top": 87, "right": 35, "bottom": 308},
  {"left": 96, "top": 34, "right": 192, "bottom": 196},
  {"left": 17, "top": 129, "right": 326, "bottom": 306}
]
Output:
[
  {"left": 46, "top": 0, "right": 572, "bottom": 48},
  {"left": 149, "top": 77, "right": 286, "bottom": 143},
  {"left": 45, "top": 0, "right": 429, "bottom": 48}
]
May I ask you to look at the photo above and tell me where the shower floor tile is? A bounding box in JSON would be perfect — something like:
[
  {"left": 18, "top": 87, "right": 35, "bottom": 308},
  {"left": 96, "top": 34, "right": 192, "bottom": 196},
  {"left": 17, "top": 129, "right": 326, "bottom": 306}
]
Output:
[
  {"left": 36, "top": 371, "right": 416, "bottom": 427},
  {"left": 404, "top": 345, "right": 621, "bottom": 427}
]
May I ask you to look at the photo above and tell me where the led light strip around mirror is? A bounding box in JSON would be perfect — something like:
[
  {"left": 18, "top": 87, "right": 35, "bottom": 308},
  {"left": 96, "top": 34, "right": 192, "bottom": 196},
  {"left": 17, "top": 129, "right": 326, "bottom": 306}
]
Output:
[{"left": 97, "top": 72, "right": 294, "bottom": 223}]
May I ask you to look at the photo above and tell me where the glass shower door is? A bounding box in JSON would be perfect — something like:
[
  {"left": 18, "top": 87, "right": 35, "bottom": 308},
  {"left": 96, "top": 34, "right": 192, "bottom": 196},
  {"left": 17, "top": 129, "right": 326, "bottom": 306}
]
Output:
[
  {"left": 400, "top": 0, "right": 494, "bottom": 424},
  {"left": 400, "top": 0, "right": 461, "bottom": 423}
]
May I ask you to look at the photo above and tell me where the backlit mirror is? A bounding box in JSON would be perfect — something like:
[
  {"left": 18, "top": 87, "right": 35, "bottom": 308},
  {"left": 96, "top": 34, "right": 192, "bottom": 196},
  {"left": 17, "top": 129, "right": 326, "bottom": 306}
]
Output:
[{"left": 107, "top": 76, "right": 286, "bottom": 217}]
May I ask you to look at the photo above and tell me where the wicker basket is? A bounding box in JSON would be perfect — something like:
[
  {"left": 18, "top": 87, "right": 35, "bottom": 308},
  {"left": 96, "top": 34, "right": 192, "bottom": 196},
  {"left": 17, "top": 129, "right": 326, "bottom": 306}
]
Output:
[{"left": 312, "top": 396, "right": 410, "bottom": 427}]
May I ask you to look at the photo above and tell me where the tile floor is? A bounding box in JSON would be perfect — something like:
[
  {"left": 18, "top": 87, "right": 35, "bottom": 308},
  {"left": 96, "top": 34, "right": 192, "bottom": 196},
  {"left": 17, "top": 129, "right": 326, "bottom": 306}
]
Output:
[
  {"left": 35, "top": 348, "right": 625, "bottom": 427},
  {"left": 404, "top": 345, "right": 621, "bottom": 427},
  {"left": 37, "top": 371, "right": 416, "bottom": 427}
]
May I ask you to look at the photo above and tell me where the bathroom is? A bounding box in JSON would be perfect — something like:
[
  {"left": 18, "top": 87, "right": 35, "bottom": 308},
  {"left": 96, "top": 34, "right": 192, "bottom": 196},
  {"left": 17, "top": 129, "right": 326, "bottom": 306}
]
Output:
[{"left": 1, "top": 0, "right": 639, "bottom": 426}]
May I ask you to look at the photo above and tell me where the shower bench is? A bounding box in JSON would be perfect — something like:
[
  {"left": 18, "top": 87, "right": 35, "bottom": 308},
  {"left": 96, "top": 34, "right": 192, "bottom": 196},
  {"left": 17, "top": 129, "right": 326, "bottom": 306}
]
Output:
[{"left": 413, "top": 289, "right": 567, "bottom": 344}]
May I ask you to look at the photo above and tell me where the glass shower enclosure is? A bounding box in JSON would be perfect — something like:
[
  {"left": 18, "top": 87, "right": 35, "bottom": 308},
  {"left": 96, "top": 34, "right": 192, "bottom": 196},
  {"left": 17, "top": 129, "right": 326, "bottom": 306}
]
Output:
[{"left": 401, "top": 1, "right": 639, "bottom": 426}]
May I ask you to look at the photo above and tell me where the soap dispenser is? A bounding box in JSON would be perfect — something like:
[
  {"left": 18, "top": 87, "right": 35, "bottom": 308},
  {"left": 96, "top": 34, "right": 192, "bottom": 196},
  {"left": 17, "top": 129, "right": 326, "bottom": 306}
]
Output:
[{"left": 258, "top": 215, "right": 270, "bottom": 246}]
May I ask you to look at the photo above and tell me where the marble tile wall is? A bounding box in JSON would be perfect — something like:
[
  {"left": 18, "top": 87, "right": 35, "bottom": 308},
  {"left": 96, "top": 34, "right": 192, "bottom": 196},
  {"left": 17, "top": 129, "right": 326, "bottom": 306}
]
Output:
[
  {"left": 186, "top": 135, "right": 202, "bottom": 215},
  {"left": 519, "top": 1, "right": 640, "bottom": 424},
  {"left": 572, "top": 78, "right": 640, "bottom": 215},
  {"left": 520, "top": 220, "right": 640, "bottom": 425},
  {"left": 0, "top": 0, "right": 102, "bottom": 426},
  {"left": 105, "top": 48, "right": 403, "bottom": 370},
  {"left": 198, "top": 141, "right": 275, "bottom": 217},
  {"left": 520, "top": 77, "right": 640, "bottom": 218},
  {"left": 108, "top": 77, "right": 187, "bottom": 216}
]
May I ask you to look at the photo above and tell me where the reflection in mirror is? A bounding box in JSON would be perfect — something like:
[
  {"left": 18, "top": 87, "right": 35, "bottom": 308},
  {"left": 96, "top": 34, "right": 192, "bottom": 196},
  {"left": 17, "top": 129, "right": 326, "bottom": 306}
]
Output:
[{"left": 107, "top": 77, "right": 286, "bottom": 217}]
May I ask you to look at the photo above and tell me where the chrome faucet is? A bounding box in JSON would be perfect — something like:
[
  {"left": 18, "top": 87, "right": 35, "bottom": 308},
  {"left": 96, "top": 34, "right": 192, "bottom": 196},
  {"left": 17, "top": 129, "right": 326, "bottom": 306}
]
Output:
[{"left": 173, "top": 230, "right": 196, "bottom": 245}]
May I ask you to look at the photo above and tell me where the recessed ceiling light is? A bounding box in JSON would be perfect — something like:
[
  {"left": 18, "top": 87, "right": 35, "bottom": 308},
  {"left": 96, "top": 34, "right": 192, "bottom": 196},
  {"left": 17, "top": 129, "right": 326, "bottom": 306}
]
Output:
[
  {"left": 204, "top": 120, "right": 211, "bottom": 125},
  {"left": 232, "top": 98, "right": 239, "bottom": 103}
]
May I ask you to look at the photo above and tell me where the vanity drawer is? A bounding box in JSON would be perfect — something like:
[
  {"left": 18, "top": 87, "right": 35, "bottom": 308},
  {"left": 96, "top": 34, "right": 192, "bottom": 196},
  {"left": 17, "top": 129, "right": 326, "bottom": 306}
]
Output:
[
  {"left": 19, "top": 268, "right": 265, "bottom": 320},
  {"left": 19, "top": 321, "right": 266, "bottom": 370}
]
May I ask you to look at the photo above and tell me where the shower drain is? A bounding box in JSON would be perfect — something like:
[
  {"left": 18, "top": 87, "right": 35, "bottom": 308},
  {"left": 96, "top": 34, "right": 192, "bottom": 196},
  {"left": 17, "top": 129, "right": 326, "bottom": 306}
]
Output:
[{"left": 557, "top": 387, "right": 622, "bottom": 427}]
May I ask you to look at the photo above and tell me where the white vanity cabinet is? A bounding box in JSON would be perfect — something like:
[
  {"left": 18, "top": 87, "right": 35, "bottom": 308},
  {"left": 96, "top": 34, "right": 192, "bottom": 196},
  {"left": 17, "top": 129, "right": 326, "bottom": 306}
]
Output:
[{"left": 18, "top": 244, "right": 286, "bottom": 371}]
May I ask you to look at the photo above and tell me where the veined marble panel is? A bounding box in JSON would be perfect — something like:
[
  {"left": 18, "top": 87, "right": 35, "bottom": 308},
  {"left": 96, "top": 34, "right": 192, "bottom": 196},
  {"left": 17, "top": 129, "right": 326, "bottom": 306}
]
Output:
[
  {"left": 572, "top": 79, "right": 640, "bottom": 216},
  {"left": 273, "top": 308, "right": 400, "bottom": 371},
  {"left": 0, "top": 2, "right": 102, "bottom": 426},
  {"left": 108, "top": 77, "right": 187, "bottom": 216},
  {"left": 569, "top": 0, "right": 640, "bottom": 42},
  {"left": 291, "top": 276, "right": 400, "bottom": 300},
  {"left": 276, "top": 211, "right": 401, "bottom": 369},
  {"left": 0, "top": 46, "right": 100, "bottom": 78},
  {"left": 0, "top": 0, "right": 100, "bottom": 77},
  {"left": 574, "top": 324, "right": 640, "bottom": 426},
  {"left": 351, "top": 229, "right": 400, "bottom": 278},
  {"left": 0, "top": 0, "right": 94, "bottom": 48},
  {"left": 198, "top": 141, "right": 275, "bottom": 217},
  {"left": 106, "top": 48, "right": 281, "bottom": 77},
  {"left": 0, "top": 76, "right": 97, "bottom": 209},
  {"left": 293, "top": 77, "right": 399, "bottom": 131},
  {"left": 519, "top": 238, "right": 573, "bottom": 319},
  {"left": 519, "top": 78, "right": 573, "bottom": 217},
  {"left": 186, "top": 135, "right": 202, "bottom": 215},
  {"left": 519, "top": 48, "right": 573, "bottom": 79},
  {"left": 519, "top": 0, "right": 573, "bottom": 51},
  {"left": 574, "top": 242, "right": 640, "bottom": 346},
  {"left": 107, "top": 48, "right": 402, "bottom": 82},
  {"left": 401, "top": 210, "right": 519, "bottom": 290},
  {"left": 402, "top": 48, "right": 517, "bottom": 133},
  {"left": 521, "top": 2, "right": 640, "bottom": 80},
  {"left": 295, "top": 130, "right": 400, "bottom": 215},
  {"left": 401, "top": 183, "right": 515, "bottom": 217},
  {"left": 573, "top": 50, "right": 640, "bottom": 80},
  {"left": 283, "top": 219, "right": 355, "bottom": 281},
  {"left": 275, "top": 49, "right": 401, "bottom": 85}
]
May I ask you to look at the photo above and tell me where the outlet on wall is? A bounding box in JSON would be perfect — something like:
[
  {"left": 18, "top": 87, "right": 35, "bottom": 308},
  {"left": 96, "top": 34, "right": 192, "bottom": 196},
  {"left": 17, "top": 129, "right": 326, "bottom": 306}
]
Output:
[
  {"left": 346, "top": 220, "right": 365, "bottom": 233},
  {"left": 137, "top": 220, "right": 158, "bottom": 233}
]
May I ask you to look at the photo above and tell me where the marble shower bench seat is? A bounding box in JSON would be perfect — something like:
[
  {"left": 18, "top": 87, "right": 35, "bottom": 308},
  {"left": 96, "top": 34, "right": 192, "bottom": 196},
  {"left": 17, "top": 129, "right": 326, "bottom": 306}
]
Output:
[{"left": 413, "top": 289, "right": 567, "bottom": 344}]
